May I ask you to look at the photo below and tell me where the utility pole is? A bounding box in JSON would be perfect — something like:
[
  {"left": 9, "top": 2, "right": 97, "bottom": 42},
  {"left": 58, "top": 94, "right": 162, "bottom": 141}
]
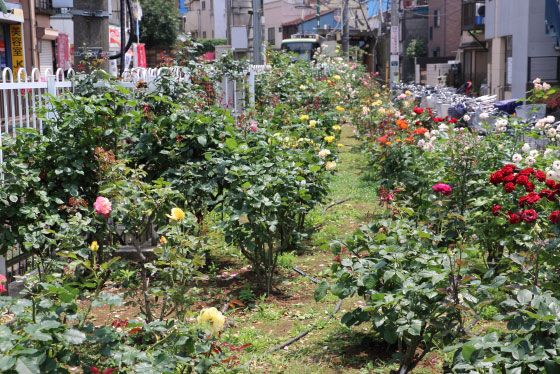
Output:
[
  {"left": 341, "top": 0, "right": 349, "bottom": 55},
  {"left": 73, "top": 0, "right": 110, "bottom": 72},
  {"left": 252, "top": 0, "right": 263, "bottom": 64},
  {"left": 390, "top": 0, "right": 399, "bottom": 83},
  {"left": 316, "top": 0, "right": 320, "bottom": 33},
  {"left": 120, "top": 0, "right": 125, "bottom": 76}
]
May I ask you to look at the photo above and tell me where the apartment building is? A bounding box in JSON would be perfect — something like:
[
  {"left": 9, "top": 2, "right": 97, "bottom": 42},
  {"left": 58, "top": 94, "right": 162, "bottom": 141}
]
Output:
[
  {"left": 427, "top": 0, "right": 462, "bottom": 58},
  {"left": 181, "top": 0, "right": 226, "bottom": 39}
]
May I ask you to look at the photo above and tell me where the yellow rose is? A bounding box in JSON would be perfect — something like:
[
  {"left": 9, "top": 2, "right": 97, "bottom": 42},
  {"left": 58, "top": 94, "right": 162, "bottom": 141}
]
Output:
[
  {"left": 332, "top": 125, "right": 342, "bottom": 132},
  {"left": 299, "top": 85, "right": 307, "bottom": 90},
  {"left": 90, "top": 241, "right": 99, "bottom": 252},
  {"left": 166, "top": 207, "right": 185, "bottom": 221},
  {"left": 378, "top": 108, "right": 386, "bottom": 114},
  {"left": 197, "top": 307, "right": 226, "bottom": 336},
  {"left": 160, "top": 236, "right": 167, "bottom": 244},
  {"left": 405, "top": 90, "right": 412, "bottom": 96},
  {"left": 325, "top": 161, "right": 337, "bottom": 171},
  {"left": 299, "top": 114, "right": 309, "bottom": 121},
  {"left": 337, "top": 143, "right": 343, "bottom": 148},
  {"left": 333, "top": 75, "right": 341, "bottom": 81},
  {"left": 309, "top": 120, "right": 317, "bottom": 127},
  {"left": 335, "top": 106, "right": 345, "bottom": 112},
  {"left": 324, "top": 135, "right": 335, "bottom": 143},
  {"left": 374, "top": 93, "right": 380, "bottom": 98}
]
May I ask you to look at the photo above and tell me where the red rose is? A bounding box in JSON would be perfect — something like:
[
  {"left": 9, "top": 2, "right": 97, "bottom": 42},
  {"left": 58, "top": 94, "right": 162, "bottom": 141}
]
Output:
[
  {"left": 490, "top": 171, "right": 504, "bottom": 185},
  {"left": 520, "top": 168, "right": 535, "bottom": 175},
  {"left": 525, "top": 182, "right": 535, "bottom": 192},
  {"left": 501, "top": 166, "right": 514, "bottom": 176},
  {"left": 550, "top": 210, "right": 560, "bottom": 224},
  {"left": 492, "top": 205, "right": 501, "bottom": 216},
  {"left": 535, "top": 171, "right": 547, "bottom": 182},
  {"left": 546, "top": 179, "right": 558, "bottom": 189},
  {"left": 539, "top": 189, "right": 552, "bottom": 198},
  {"left": 449, "top": 118, "right": 458, "bottom": 124},
  {"left": 413, "top": 107, "right": 424, "bottom": 115},
  {"left": 516, "top": 174, "right": 529, "bottom": 186},
  {"left": 505, "top": 182, "right": 516, "bottom": 193},
  {"left": 504, "top": 175, "right": 516, "bottom": 183},
  {"left": 519, "top": 192, "right": 541, "bottom": 206},
  {"left": 508, "top": 212, "right": 520, "bottom": 224},
  {"left": 548, "top": 189, "right": 559, "bottom": 201},
  {"left": 504, "top": 164, "right": 517, "bottom": 171},
  {"left": 521, "top": 209, "right": 538, "bottom": 223}
]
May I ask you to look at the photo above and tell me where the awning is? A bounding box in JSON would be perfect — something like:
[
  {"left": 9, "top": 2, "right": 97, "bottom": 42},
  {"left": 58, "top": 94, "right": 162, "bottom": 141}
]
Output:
[
  {"left": 37, "top": 27, "right": 60, "bottom": 40},
  {"left": 0, "top": 9, "right": 24, "bottom": 24}
]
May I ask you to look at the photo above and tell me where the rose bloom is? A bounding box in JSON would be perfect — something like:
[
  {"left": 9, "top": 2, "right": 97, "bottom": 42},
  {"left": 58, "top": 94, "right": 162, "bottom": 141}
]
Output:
[
  {"left": 512, "top": 154, "right": 523, "bottom": 163},
  {"left": 463, "top": 114, "right": 471, "bottom": 122},
  {"left": 197, "top": 307, "right": 226, "bottom": 336},
  {"left": 550, "top": 210, "right": 560, "bottom": 224},
  {"left": 543, "top": 82, "right": 551, "bottom": 90},
  {"left": 166, "top": 207, "right": 185, "bottom": 221},
  {"left": 479, "top": 112, "right": 489, "bottom": 120},
  {"left": 535, "top": 170, "right": 547, "bottom": 182},
  {"left": 325, "top": 161, "right": 337, "bottom": 171},
  {"left": 508, "top": 212, "right": 520, "bottom": 224},
  {"left": 94, "top": 196, "right": 112, "bottom": 217},
  {"left": 0, "top": 274, "right": 7, "bottom": 293},
  {"left": 418, "top": 139, "right": 425, "bottom": 147},
  {"left": 516, "top": 174, "right": 529, "bottom": 186},
  {"left": 521, "top": 209, "right": 538, "bottom": 223},
  {"left": 432, "top": 183, "right": 452, "bottom": 195},
  {"left": 492, "top": 205, "right": 501, "bottom": 216},
  {"left": 521, "top": 143, "right": 531, "bottom": 153},
  {"left": 553, "top": 160, "right": 560, "bottom": 170},
  {"left": 505, "top": 182, "right": 516, "bottom": 193},
  {"left": 318, "top": 149, "right": 331, "bottom": 158},
  {"left": 489, "top": 171, "right": 504, "bottom": 185},
  {"left": 324, "top": 136, "right": 335, "bottom": 143},
  {"left": 525, "top": 156, "right": 536, "bottom": 166}
]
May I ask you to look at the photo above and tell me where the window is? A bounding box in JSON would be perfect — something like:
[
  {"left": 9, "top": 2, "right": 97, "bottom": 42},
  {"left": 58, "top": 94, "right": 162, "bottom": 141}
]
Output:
[
  {"left": 434, "top": 9, "right": 440, "bottom": 28},
  {"left": 202, "top": 1, "right": 206, "bottom": 9},
  {"left": 278, "top": 27, "right": 282, "bottom": 33},
  {"left": 505, "top": 36, "right": 512, "bottom": 90},
  {"left": 429, "top": 26, "right": 433, "bottom": 40},
  {"left": 203, "top": 31, "right": 206, "bottom": 38},
  {"left": 268, "top": 27, "right": 275, "bottom": 46},
  {"left": 433, "top": 47, "right": 440, "bottom": 57}
]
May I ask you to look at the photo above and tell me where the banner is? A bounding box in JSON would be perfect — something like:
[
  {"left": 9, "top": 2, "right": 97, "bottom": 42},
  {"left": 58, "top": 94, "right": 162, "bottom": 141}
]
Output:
[
  {"left": 134, "top": 43, "right": 146, "bottom": 68},
  {"left": 9, "top": 24, "right": 24, "bottom": 72},
  {"left": 56, "top": 33, "right": 71, "bottom": 70}
]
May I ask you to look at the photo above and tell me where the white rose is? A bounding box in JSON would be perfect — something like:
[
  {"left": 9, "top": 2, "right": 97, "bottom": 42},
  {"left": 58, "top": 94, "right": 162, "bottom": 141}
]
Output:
[
  {"left": 545, "top": 149, "right": 554, "bottom": 157},
  {"left": 496, "top": 119, "right": 508, "bottom": 127},
  {"left": 525, "top": 156, "right": 536, "bottom": 166},
  {"left": 463, "top": 114, "right": 471, "bottom": 122},
  {"left": 512, "top": 153, "right": 523, "bottom": 162},
  {"left": 498, "top": 144, "right": 504, "bottom": 150},
  {"left": 318, "top": 149, "right": 331, "bottom": 158},
  {"left": 548, "top": 128, "right": 558, "bottom": 138},
  {"left": 424, "top": 132, "right": 431, "bottom": 139},
  {"left": 418, "top": 139, "right": 425, "bottom": 147},
  {"left": 438, "top": 124, "right": 449, "bottom": 132},
  {"left": 533, "top": 78, "right": 542, "bottom": 84},
  {"left": 535, "top": 120, "right": 544, "bottom": 129},
  {"left": 480, "top": 112, "right": 490, "bottom": 120},
  {"left": 431, "top": 130, "right": 440, "bottom": 137},
  {"left": 521, "top": 143, "right": 531, "bottom": 153},
  {"left": 553, "top": 160, "right": 560, "bottom": 170},
  {"left": 530, "top": 150, "right": 539, "bottom": 158},
  {"left": 543, "top": 82, "right": 551, "bottom": 91},
  {"left": 546, "top": 116, "right": 556, "bottom": 123}
]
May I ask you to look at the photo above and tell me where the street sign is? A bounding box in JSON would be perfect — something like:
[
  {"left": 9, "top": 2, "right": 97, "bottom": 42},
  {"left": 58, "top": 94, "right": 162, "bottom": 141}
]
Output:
[
  {"left": 9, "top": 24, "right": 24, "bottom": 72},
  {"left": 390, "top": 25, "right": 399, "bottom": 54}
]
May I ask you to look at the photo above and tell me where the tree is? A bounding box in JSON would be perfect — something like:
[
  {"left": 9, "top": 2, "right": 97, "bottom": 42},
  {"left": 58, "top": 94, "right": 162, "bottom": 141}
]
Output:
[
  {"left": 139, "top": 0, "right": 180, "bottom": 48},
  {"left": 405, "top": 39, "right": 427, "bottom": 60}
]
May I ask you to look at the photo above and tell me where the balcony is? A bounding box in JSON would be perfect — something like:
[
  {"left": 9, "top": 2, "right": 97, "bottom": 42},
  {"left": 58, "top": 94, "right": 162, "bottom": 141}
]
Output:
[
  {"left": 36, "top": 0, "right": 56, "bottom": 15},
  {"left": 462, "top": 0, "right": 485, "bottom": 32}
]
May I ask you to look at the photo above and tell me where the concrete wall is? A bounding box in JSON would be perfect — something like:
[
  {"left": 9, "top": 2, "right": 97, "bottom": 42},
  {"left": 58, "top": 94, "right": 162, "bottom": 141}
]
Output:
[
  {"left": 485, "top": 0, "right": 559, "bottom": 99},
  {"left": 428, "top": 0, "right": 461, "bottom": 58},
  {"left": 214, "top": 0, "right": 226, "bottom": 39}
]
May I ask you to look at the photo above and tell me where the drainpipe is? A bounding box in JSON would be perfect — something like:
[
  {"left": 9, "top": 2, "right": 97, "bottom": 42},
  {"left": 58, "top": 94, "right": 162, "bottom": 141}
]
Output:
[{"left": 443, "top": 0, "right": 446, "bottom": 56}]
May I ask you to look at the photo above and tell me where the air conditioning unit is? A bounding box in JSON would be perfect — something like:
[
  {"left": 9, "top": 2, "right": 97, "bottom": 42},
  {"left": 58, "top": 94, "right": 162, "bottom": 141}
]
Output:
[{"left": 475, "top": 3, "right": 485, "bottom": 25}]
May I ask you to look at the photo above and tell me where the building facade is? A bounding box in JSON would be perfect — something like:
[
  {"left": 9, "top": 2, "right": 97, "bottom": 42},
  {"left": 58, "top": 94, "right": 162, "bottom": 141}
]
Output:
[{"left": 427, "top": 0, "right": 462, "bottom": 58}]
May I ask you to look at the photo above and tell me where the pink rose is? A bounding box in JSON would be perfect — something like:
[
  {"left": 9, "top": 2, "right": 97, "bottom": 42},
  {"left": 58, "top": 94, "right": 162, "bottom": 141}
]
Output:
[
  {"left": 249, "top": 121, "right": 258, "bottom": 133},
  {"left": 432, "top": 183, "right": 452, "bottom": 196},
  {"left": 0, "top": 274, "right": 7, "bottom": 293},
  {"left": 94, "top": 196, "right": 112, "bottom": 217}
]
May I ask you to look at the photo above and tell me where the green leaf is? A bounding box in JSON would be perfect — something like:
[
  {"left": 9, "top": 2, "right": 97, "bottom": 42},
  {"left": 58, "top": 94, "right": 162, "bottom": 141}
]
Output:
[
  {"left": 15, "top": 358, "right": 40, "bottom": 374},
  {"left": 517, "top": 289, "right": 533, "bottom": 305},
  {"left": 197, "top": 135, "right": 207, "bottom": 146},
  {"left": 314, "top": 280, "right": 329, "bottom": 302},
  {"left": 0, "top": 356, "right": 16, "bottom": 371},
  {"left": 62, "top": 329, "right": 86, "bottom": 344},
  {"left": 23, "top": 325, "right": 51, "bottom": 342},
  {"left": 462, "top": 344, "right": 476, "bottom": 362},
  {"left": 383, "top": 328, "right": 397, "bottom": 344},
  {"left": 225, "top": 138, "right": 238, "bottom": 150}
]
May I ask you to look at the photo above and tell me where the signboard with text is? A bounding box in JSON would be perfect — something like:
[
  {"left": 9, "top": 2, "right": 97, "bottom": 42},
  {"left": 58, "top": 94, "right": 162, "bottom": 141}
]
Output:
[
  {"left": 9, "top": 24, "right": 24, "bottom": 72},
  {"left": 134, "top": 43, "right": 146, "bottom": 68},
  {"left": 57, "top": 33, "right": 71, "bottom": 70}
]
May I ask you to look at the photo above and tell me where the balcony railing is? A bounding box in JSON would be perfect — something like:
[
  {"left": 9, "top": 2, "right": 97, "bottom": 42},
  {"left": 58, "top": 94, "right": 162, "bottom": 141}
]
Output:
[
  {"left": 462, "top": 0, "right": 485, "bottom": 32},
  {"left": 36, "top": 0, "right": 56, "bottom": 15}
]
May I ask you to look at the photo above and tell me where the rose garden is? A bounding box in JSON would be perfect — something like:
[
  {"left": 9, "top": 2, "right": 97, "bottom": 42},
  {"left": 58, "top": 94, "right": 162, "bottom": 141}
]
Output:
[{"left": 0, "top": 47, "right": 560, "bottom": 374}]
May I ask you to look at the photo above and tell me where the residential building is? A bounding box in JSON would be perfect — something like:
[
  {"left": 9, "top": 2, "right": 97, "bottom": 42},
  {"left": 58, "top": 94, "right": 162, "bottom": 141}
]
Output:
[
  {"left": 182, "top": 0, "right": 226, "bottom": 40},
  {"left": 427, "top": 0, "right": 461, "bottom": 58},
  {"left": 401, "top": 4, "right": 428, "bottom": 82},
  {"left": 485, "top": 0, "right": 560, "bottom": 100},
  {"left": 264, "top": 0, "right": 315, "bottom": 49},
  {"left": 457, "top": 0, "right": 487, "bottom": 93}
]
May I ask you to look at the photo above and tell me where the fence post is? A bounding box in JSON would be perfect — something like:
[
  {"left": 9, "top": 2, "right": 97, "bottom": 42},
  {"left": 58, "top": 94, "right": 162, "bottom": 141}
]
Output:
[
  {"left": 249, "top": 67, "right": 256, "bottom": 107},
  {"left": 46, "top": 75, "right": 56, "bottom": 121}
]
